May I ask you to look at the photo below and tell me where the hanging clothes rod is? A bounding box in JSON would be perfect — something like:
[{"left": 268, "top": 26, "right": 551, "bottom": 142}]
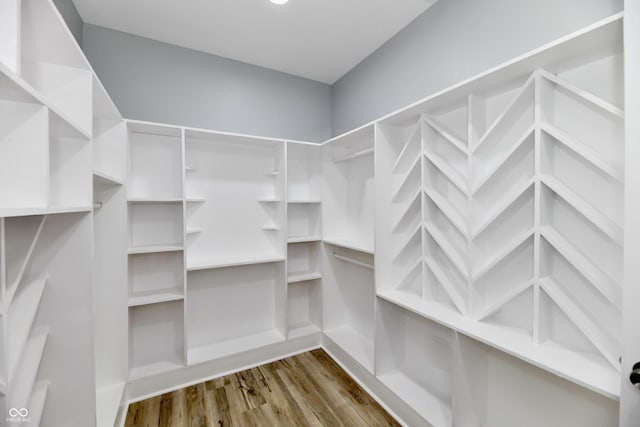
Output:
[
  {"left": 333, "top": 147, "right": 374, "bottom": 163},
  {"left": 332, "top": 252, "right": 374, "bottom": 270}
]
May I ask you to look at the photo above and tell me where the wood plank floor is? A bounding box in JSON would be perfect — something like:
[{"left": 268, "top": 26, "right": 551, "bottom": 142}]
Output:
[{"left": 125, "top": 349, "right": 400, "bottom": 427}]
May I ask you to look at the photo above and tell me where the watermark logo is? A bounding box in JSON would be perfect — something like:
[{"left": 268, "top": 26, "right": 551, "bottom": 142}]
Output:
[{"left": 7, "top": 408, "right": 31, "bottom": 423}]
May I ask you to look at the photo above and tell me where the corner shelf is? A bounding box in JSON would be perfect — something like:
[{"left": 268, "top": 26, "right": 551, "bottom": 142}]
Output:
[
  {"left": 287, "top": 272, "right": 322, "bottom": 284},
  {"left": 186, "top": 254, "right": 285, "bottom": 271},
  {"left": 323, "top": 237, "right": 374, "bottom": 255},
  {"left": 127, "top": 245, "right": 183, "bottom": 255}
]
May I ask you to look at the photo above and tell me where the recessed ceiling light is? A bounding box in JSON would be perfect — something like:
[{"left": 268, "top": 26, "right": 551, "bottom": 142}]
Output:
[{"left": 270, "top": 0, "right": 289, "bottom": 4}]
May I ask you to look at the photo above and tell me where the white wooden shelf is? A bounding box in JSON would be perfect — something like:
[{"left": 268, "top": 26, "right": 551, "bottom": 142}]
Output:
[
  {"left": 288, "top": 199, "right": 321, "bottom": 204},
  {"left": 128, "top": 291, "right": 184, "bottom": 307},
  {"left": 28, "top": 381, "right": 49, "bottom": 427},
  {"left": 0, "top": 206, "right": 92, "bottom": 218},
  {"left": 186, "top": 254, "right": 285, "bottom": 271},
  {"left": 377, "top": 290, "right": 619, "bottom": 399},
  {"left": 287, "top": 236, "right": 322, "bottom": 243},
  {"left": 323, "top": 237, "right": 374, "bottom": 254},
  {"left": 127, "top": 198, "right": 182, "bottom": 203},
  {"left": 127, "top": 245, "right": 183, "bottom": 255},
  {"left": 287, "top": 271, "right": 322, "bottom": 284},
  {"left": 93, "top": 171, "right": 124, "bottom": 187},
  {"left": 423, "top": 114, "right": 467, "bottom": 154},
  {"left": 188, "top": 329, "right": 284, "bottom": 365}
]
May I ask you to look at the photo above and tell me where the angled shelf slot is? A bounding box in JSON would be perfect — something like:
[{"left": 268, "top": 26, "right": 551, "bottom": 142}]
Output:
[
  {"left": 93, "top": 171, "right": 124, "bottom": 187},
  {"left": 475, "top": 280, "right": 534, "bottom": 322},
  {"left": 540, "top": 227, "right": 620, "bottom": 308},
  {"left": 424, "top": 188, "right": 468, "bottom": 237},
  {"left": 539, "top": 69, "right": 624, "bottom": 119},
  {"left": 472, "top": 228, "right": 533, "bottom": 281},
  {"left": 391, "top": 155, "right": 421, "bottom": 203},
  {"left": 96, "top": 381, "right": 125, "bottom": 427},
  {"left": 423, "top": 156, "right": 469, "bottom": 220},
  {"left": 471, "top": 125, "right": 535, "bottom": 194},
  {"left": 4, "top": 215, "right": 46, "bottom": 303},
  {"left": 392, "top": 257, "right": 423, "bottom": 297},
  {"left": 423, "top": 150, "right": 468, "bottom": 195},
  {"left": 393, "top": 223, "right": 423, "bottom": 263},
  {"left": 473, "top": 73, "right": 535, "bottom": 155},
  {"left": 540, "top": 122, "right": 623, "bottom": 183},
  {"left": 424, "top": 222, "right": 467, "bottom": 278},
  {"left": 471, "top": 179, "right": 534, "bottom": 239},
  {"left": 540, "top": 174, "right": 623, "bottom": 246},
  {"left": 423, "top": 113, "right": 468, "bottom": 154},
  {"left": 424, "top": 256, "right": 466, "bottom": 316},
  {"left": 391, "top": 187, "right": 422, "bottom": 233},
  {"left": 391, "top": 120, "right": 422, "bottom": 173},
  {"left": 540, "top": 277, "right": 619, "bottom": 370},
  {"left": 480, "top": 286, "right": 534, "bottom": 338}
]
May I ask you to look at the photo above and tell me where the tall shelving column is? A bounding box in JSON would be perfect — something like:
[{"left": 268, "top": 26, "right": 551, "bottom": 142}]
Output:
[
  {"left": 127, "top": 122, "right": 185, "bottom": 381},
  {"left": 286, "top": 142, "right": 323, "bottom": 340}
]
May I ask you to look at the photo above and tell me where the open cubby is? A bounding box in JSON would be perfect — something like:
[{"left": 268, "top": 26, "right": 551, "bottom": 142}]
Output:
[
  {"left": 186, "top": 262, "right": 286, "bottom": 365},
  {"left": 287, "top": 279, "right": 321, "bottom": 339},
  {"left": 323, "top": 126, "right": 375, "bottom": 253},
  {"left": 322, "top": 242, "right": 375, "bottom": 372},
  {"left": 287, "top": 241, "right": 321, "bottom": 283},
  {"left": 287, "top": 203, "right": 321, "bottom": 242},
  {"left": 127, "top": 201, "right": 183, "bottom": 252},
  {"left": 128, "top": 251, "right": 184, "bottom": 306},
  {"left": 376, "top": 300, "right": 453, "bottom": 427},
  {"left": 49, "top": 113, "right": 91, "bottom": 208},
  {"left": 287, "top": 142, "right": 322, "bottom": 201},
  {"left": 185, "top": 131, "right": 285, "bottom": 270},
  {"left": 0, "top": 100, "right": 48, "bottom": 210},
  {"left": 129, "top": 300, "right": 184, "bottom": 380},
  {"left": 128, "top": 123, "right": 182, "bottom": 200}
]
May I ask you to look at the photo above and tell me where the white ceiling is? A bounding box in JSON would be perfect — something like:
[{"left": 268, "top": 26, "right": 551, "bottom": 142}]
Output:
[{"left": 72, "top": 0, "right": 437, "bottom": 84}]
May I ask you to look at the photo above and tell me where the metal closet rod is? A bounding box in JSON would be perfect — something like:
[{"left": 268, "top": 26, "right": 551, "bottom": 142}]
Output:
[{"left": 332, "top": 252, "right": 374, "bottom": 270}]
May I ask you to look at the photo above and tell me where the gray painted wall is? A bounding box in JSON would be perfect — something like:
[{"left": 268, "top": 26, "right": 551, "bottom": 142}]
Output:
[
  {"left": 332, "top": 0, "right": 624, "bottom": 135},
  {"left": 83, "top": 25, "right": 332, "bottom": 142},
  {"left": 53, "top": 0, "right": 83, "bottom": 47}
]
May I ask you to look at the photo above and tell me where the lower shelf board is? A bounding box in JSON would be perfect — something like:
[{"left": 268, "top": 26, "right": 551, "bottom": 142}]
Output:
[
  {"left": 287, "top": 322, "right": 321, "bottom": 340},
  {"left": 377, "top": 290, "right": 620, "bottom": 399},
  {"left": 96, "top": 381, "right": 125, "bottom": 427},
  {"left": 129, "top": 360, "right": 184, "bottom": 381},
  {"left": 322, "top": 237, "right": 374, "bottom": 254},
  {"left": 377, "top": 371, "right": 452, "bottom": 427},
  {"left": 323, "top": 325, "right": 374, "bottom": 373},
  {"left": 128, "top": 291, "right": 184, "bottom": 307},
  {"left": 188, "top": 329, "right": 285, "bottom": 365}
]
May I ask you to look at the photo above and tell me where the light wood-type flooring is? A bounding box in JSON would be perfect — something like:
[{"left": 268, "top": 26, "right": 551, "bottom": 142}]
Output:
[{"left": 125, "top": 349, "right": 401, "bottom": 427}]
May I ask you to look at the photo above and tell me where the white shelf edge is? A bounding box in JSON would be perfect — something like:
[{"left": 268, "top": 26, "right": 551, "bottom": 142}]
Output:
[
  {"left": 287, "top": 272, "right": 322, "bottom": 283},
  {"left": 186, "top": 254, "right": 285, "bottom": 271},
  {"left": 93, "top": 170, "right": 124, "bottom": 187},
  {"left": 322, "top": 237, "right": 374, "bottom": 255},
  {"left": 287, "top": 236, "right": 322, "bottom": 243},
  {"left": 391, "top": 187, "right": 422, "bottom": 233},
  {"left": 424, "top": 187, "right": 468, "bottom": 236},
  {"left": 424, "top": 222, "right": 468, "bottom": 277},
  {"left": 127, "top": 198, "right": 182, "bottom": 203},
  {"left": 475, "top": 280, "right": 535, "bottom": 321},
  {"left": 287, "top": 199, "right": 322, "bottom": 204},
  {"left": 127, "top": 245, "right": 183, "bottom": 255},
  {"left": 0, "top": 206, "right": 92, "bottom": 218},
  {"left": 128, "top": 291, "right": 185, "bottom": 307}
]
